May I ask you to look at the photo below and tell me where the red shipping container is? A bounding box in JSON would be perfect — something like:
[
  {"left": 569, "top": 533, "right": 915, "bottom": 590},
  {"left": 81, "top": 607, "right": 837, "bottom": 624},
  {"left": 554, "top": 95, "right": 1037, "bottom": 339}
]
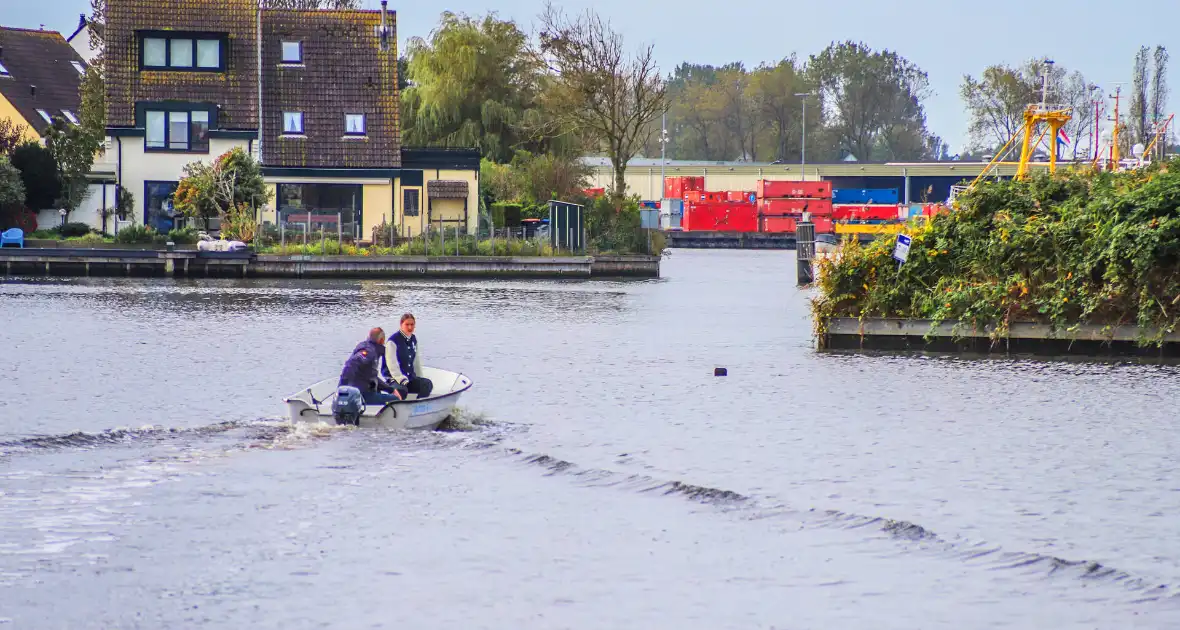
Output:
[
  {"left": 832, "top": 204, "right": 901, "bottom": 222},
  {"left": 684, "top": 202, "right": 757, "bottom": 232},
  {"left": 663, "top": 176, "right": 705, "bottom": 199},
  {"left": 686, "top": 191, "right": 727, "bottom": 203},
  {"left": 726, "top": 190, "right": 756, "bottom": 203},
  {"left": 812, "top": 217, "right": 834, "bottom": 233},
  {"left": 761, "top": 216, "right": 797, "bottom": 233},
  {"left": 582, "top": 187, "right": 606, "bottom": 198},
  {"left": 757, "top": 180, "right": 833, "bottom": 200},
  {"left": 760, "top": 198, "right": 832, "bottom": 217}
]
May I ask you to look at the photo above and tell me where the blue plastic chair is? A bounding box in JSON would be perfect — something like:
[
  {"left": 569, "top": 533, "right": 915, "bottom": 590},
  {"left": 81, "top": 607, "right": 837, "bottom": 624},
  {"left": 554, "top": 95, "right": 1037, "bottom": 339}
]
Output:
[{"left": 0, "top": 228, "right": 23, "bottom": 248}]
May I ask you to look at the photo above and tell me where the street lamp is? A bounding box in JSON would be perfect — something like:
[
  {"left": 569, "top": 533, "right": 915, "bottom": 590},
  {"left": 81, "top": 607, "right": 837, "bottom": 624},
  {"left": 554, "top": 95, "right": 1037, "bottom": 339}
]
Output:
[
  {"left": 659, "top": 111, "right": 670, "bottom": 199},
  {"left": 795, "top": 92, "right": 812, "bottom": 179}
]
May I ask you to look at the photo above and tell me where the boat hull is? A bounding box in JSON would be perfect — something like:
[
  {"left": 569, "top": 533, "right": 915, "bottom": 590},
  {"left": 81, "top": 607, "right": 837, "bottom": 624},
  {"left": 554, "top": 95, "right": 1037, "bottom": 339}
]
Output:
[{"left": 283, "top": 368, "right": 472, "bottom": 431}]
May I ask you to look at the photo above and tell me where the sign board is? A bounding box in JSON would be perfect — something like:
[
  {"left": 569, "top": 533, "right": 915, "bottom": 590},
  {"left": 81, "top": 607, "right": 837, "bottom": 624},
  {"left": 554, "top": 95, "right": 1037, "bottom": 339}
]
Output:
[{"left": 892, "top": 234, "right": 912, "bottom": 263}]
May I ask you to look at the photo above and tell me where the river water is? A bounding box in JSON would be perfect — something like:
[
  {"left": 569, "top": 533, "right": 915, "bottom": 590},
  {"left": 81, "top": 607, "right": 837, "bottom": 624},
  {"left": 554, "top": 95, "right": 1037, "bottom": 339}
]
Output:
[{"left": 2, "top": 249, "right": 1179, "bottom": 629}]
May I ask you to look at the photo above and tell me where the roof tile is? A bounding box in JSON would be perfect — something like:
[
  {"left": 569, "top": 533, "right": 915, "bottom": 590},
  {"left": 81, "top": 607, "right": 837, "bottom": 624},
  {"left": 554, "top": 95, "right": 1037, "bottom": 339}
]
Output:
[
  {"left": 0, "top": 27, "right": 85, "bottom": 135},
  {"left": 261, "top": 9, "right": 400, "bottom": 169}
]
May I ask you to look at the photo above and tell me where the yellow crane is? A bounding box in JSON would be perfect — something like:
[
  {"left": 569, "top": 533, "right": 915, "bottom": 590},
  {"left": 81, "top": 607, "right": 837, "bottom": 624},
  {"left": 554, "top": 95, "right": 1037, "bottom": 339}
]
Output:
[{"left": 1143, "top": 113, "right": 1175, "bottom": 162}]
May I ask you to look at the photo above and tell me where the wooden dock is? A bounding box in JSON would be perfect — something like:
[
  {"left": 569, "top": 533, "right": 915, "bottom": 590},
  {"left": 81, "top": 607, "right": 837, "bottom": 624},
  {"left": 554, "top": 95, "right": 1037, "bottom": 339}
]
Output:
[
  {"left": 0, "top": 249, "right": 660, "bottom": 279},
  {"left": 819, "top": 317, "right": 1180, "bottom": 359}
]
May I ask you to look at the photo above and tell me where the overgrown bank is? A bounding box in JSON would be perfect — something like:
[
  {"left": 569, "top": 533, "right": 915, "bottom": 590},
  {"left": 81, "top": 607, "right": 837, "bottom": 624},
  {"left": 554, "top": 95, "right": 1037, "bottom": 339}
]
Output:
[{"left": 812, "top": 161, "right": 1180, "bottom": 346}]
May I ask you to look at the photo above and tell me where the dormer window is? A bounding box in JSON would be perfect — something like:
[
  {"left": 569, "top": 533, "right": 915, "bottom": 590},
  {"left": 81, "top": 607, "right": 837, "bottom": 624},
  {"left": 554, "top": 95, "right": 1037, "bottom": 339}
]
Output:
[
  {"left": 36, "top": 109, "right": 53, "bottom": 124},
  {"left": 0, "top": 61, "right": 8, "bottom": 76},
  {"left": 283, "top": 112, "right": 304, "bottom": 135},
  {"left": 140, "top": 32, "right": 226, "bottom": 72},
  {"left": 70, "top": 61, "right": 85, "bottom": 75},
  {"left": 62, "top": 110, "right": 79, "bottom": 125},
  {"left": 345, "top": 114, "right": 365, "bottom": 136},
  {"left": 281, "top": 41, "right": 302, "bottom": 64}
]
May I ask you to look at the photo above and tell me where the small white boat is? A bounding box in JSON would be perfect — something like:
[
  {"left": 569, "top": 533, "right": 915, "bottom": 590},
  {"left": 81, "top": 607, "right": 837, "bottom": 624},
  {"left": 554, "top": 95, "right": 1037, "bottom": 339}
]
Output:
[{"left": 283, "top": 367, "right": 473, "bottom": 430}]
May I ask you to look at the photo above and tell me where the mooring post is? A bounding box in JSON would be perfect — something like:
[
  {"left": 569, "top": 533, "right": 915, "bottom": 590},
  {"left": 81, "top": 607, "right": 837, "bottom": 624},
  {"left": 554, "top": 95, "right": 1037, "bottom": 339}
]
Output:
[{"left": 796, "top": 217, "right": 815, "bottom": 286}]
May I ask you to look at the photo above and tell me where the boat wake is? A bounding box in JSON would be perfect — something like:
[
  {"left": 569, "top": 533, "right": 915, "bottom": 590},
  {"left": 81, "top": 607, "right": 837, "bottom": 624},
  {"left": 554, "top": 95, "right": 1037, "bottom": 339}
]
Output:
[
  {"left": 453, "top": 440, "right": 1179, "bottom": 604},
  {"left": 5, "top": 416, "right": 1177, "bottom": 605}
]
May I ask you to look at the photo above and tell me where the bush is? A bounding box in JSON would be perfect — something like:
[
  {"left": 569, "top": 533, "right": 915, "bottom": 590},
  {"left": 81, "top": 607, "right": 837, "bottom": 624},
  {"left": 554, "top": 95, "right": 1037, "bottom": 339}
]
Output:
[
  {"left": 114, "top": 225, "right": 163, "bottom": 245},
  {"left": 56, "top": 222, "right": 93, "bottom": 238},
  {"left": 67, "top": 233, "right": 109, "bottom": 245},
  {"left": 166, "top": 226, "right": 199, "bottom": 244},
  {"left": 371, "top": 218, "right": 396, "bottom": 247},
  {"left": 812, "top": 161, "right": 1180, "bottom": 346}
]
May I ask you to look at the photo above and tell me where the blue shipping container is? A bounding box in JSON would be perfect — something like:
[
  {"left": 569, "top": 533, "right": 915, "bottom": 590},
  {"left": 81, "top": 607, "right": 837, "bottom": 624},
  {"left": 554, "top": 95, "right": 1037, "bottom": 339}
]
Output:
[{"left": 833, "top": 188, "right": 900, "bottom": 204}]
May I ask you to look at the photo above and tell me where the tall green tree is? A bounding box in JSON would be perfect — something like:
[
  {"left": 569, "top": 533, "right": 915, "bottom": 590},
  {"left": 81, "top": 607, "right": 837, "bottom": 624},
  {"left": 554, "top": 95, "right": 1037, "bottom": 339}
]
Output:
[
  {"left": 0, "top": 156, "right": 25, "bottom": 210},
  {"left": 402, "top": 12, "right": 560, "bottom": 162},
  {"left": 0, "top": 119, "right": 27, "bottom": 157},
  {"left": 807, "top": 41, "right": 932, "bottom": 161},
  {"left": 1130, "top": 45, "right": 1170, "bottom": 155},
  {"left": 749, "top": 58, "right": 811, "bottom": 162},
  {"left": 9, "top": 142, "right": 61, "bottom": 211}
]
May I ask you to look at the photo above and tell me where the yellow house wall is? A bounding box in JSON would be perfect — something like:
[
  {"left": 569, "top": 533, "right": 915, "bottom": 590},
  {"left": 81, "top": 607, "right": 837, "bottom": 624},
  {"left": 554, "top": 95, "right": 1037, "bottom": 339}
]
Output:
[
  {"left": 0, "top": 95, "right": 44, "bottom": 144},
  {"left": 421, "top": 168, "right": 479, "bottom": 235},
  {"left": 361, "top": 182, "right": 393, "bottom": 241}
]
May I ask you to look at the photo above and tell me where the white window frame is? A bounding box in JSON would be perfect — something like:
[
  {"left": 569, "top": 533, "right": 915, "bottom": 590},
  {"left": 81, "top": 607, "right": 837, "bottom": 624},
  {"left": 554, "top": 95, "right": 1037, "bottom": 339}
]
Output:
[
  {"left": 345, "top": 113, "right": 366, "bottom": 136},
  {"left": 0, "top": 61, "right": 8, "bottom": 76},
  {"left": 62, "top": 110, "right": 79, "bottom": 125},
  {"left": 36, "top": 109, "right": 53, "bottom": 124},
  {"left": 70, "top": 61, "right": 85, "bottom": 75},
  {"left": 281, "top": 41, "right": 302, "bottom": 64},
  {"left": 283, "top": 112, "right": 304, "bottom": 135}
]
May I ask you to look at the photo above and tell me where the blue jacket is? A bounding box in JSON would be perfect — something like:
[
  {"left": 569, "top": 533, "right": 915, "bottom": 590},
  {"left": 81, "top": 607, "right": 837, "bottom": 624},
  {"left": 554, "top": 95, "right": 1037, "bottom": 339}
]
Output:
[
  {"left": 338, "top": 340, "right": 386, "bottom": 390},
  {"left": 383, "top": 332, "right": 421, "bottom": 383}
]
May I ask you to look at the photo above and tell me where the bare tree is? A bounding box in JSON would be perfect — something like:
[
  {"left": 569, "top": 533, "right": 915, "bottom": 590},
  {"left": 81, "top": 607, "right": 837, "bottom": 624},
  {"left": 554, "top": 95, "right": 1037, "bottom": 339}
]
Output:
[{"left": 537, "top": 3, "right": 666, "bottom": 198}]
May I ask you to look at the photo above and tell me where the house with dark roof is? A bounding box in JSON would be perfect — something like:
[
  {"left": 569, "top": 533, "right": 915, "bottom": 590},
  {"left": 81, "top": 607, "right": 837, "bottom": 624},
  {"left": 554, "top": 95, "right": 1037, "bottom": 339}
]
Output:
[
  {"left": 104, "top": 0, "right": 479, "bottom": 238},
  {"left": 66, "top": 14, "right": 103, "bottom": 64},
  {"left": 0, "top": 25, "right": 117, "bottom": 232},
  {"left": 0, "top": 26, "right": 88, "bottom": 143}
]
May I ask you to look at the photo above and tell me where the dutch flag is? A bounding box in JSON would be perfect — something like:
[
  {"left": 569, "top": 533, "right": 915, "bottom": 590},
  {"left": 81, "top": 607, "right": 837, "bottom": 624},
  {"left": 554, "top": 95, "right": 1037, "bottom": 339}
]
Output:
[{"left": 1057, "top": 129, "right": 1071, "bottom": 148}]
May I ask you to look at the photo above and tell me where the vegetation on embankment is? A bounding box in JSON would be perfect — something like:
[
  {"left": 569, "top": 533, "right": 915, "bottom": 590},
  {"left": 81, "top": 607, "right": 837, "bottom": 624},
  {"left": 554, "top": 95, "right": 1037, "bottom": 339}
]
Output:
[
  {"left": 812, "top": 160, "right": 1180, "bottom": 345},
  {"left": 258, "top": 236, "right": 558, "bottom": 258}
]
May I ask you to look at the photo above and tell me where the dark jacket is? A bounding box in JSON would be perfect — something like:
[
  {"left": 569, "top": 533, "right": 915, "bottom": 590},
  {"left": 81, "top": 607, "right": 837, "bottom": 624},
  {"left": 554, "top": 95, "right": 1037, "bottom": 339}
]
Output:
[
  {"left": 383, "top": 332, "right": 421, "bottom": 383},
  {"left": 338, "top": 340, "right": 386, "bottom": 390}
]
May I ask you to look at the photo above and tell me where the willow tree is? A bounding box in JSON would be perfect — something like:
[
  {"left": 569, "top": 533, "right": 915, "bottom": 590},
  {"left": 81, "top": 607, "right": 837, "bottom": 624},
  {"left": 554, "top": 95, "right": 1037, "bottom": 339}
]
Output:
[
  {"left": 402, "top": 12, "right": 562, "bottom": 163},
  {"left": 538, "top": 3, "right": 665, "bottom": 197}
]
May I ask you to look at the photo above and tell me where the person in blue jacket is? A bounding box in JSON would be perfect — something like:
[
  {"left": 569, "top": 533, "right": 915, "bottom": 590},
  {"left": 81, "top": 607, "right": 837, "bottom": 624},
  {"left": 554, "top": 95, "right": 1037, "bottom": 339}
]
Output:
[
  {"left": 339, "top": 327, "right": 403, "bottom": 405},
  {"left": 383, "top": 313, "right": 433, "bottom": 399}
]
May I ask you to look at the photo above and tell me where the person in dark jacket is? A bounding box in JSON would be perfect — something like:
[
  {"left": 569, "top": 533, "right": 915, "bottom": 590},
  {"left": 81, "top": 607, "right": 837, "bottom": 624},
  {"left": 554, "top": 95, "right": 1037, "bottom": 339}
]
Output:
[
  {"left": 383, "top": 313, "right": 433, "bottom": 399},
  {"left": 340, "top": 327, "right": 403, "bottom": 405}
]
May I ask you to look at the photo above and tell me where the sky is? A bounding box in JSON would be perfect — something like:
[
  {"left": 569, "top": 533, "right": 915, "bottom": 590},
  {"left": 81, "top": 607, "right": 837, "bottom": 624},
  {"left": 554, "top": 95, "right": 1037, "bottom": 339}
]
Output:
[{"left": 9, "top": 0, "right": 1179, "bottom": 154}]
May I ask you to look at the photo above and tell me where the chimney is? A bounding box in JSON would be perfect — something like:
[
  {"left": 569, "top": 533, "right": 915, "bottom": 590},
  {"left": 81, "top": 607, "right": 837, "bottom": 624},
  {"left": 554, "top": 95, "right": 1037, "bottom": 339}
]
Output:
[{"left": 379, "top": 1, "right": 389, "bottom": 51}]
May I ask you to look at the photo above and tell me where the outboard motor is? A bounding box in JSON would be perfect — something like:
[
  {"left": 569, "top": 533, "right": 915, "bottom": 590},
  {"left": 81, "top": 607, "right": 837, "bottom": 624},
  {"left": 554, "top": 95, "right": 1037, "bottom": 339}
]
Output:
[{"left": 332, "top": 386, "right": 365, "bottom": 426}]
